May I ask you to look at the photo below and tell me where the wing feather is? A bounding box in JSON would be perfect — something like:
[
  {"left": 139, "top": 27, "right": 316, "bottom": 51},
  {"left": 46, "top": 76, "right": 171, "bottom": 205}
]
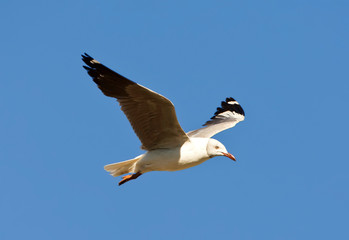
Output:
[
  {"left": 187, "top": 97, "right": 245, "bottom": 138},
  {"left": 82, "top": 53, "right": 189, "bottom": 150}
]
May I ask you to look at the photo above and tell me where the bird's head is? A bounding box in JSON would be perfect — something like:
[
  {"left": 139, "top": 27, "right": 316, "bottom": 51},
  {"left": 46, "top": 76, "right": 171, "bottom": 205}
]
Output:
[{"left": 206, "top": 139, "right": 236, "bottom": 161}]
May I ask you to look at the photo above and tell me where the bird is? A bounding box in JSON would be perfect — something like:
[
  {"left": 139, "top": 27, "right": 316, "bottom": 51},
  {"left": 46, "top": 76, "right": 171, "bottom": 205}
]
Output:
[{"left": 82, "top": 53, "right": 245, "bottom": 186}]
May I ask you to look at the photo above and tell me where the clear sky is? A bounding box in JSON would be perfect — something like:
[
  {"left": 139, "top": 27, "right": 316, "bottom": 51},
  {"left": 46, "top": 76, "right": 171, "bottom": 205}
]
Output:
[{"left": 1, "top": 1, "right": 348, "bottom": 239}]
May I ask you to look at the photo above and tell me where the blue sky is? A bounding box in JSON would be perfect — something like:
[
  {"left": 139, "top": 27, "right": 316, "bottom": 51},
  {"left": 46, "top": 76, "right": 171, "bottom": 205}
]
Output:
[{"left": 1, "top": 1, "right": 348, "bottom": 239}]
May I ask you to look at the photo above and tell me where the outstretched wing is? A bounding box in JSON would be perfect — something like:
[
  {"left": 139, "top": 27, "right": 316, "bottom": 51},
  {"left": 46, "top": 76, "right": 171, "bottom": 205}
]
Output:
[
  {"left": 82, "top": 53, "right": 189, "bottom": 150},
  {"left": 187, "top": 97, "right": 245, "bottom": 138}
]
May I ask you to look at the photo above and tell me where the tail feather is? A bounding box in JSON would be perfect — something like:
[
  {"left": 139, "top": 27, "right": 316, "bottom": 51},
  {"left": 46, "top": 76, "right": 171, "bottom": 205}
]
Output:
[{"left": 104, "top": 155, "right": 142, "bottom": 177}]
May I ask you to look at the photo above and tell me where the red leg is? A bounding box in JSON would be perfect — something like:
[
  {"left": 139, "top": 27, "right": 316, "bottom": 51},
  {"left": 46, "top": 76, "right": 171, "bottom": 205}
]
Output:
[{"left": 118, "top": 172, "right": 142, "bottom": 186}]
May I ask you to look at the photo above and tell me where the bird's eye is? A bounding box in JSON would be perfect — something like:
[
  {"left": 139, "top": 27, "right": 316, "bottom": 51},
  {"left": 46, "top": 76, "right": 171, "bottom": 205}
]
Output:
[{"left": 215, "top": 146, "right": 219, "bottom": 149}]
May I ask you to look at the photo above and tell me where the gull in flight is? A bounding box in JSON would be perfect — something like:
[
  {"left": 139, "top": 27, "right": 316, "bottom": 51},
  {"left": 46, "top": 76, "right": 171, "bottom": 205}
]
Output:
[{"left": 82, "top": 53, "right": 245, "bottom": 186}]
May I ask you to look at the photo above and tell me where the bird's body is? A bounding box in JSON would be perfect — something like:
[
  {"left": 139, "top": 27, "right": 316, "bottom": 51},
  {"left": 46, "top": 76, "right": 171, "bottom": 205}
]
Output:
[
  {"left": 135, "top": 138, "right": 211, "bottom": 173},
  {"left": 82, "top": 53, "right": 245, "bottom": 186}
]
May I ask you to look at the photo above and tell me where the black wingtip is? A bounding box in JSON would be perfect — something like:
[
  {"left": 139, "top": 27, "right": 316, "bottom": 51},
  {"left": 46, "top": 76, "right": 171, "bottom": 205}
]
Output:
[
  {"left": 81, "top": 52, "right": 92, "bottom": 59},
  {"left": 81, "top": 53, "right": 100, "bottom": 78},
  {"left": 226, "top": 97, "right": 236, "bottom": 102},
  {"left": 83, "top": 65, "right": 91, "bottom": 71},
  {"left": 81, "top": 53, "right": 95, "bottom": 67},
  {"left": 213, "top": 97, "right": 245, "bottom": 117}
]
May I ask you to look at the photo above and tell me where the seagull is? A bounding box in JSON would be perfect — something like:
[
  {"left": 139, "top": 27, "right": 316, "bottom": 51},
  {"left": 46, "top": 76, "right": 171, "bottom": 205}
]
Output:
[{"left": 82, "top": 53, "right": 245, "bottom": 186}]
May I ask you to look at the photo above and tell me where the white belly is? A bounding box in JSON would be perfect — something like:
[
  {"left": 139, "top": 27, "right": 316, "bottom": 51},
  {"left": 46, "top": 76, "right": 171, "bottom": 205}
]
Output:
[{"left": 134, "top": 139, "right": 210, "bottom": 173}]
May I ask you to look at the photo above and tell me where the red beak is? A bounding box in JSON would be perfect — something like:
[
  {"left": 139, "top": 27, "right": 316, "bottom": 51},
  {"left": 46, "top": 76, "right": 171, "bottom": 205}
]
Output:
[{"left": 222, "top": 152, "right": 236, "bottom": 161}]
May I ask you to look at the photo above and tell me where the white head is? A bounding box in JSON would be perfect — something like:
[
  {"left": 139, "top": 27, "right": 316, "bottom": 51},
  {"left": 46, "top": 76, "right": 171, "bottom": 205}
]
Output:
[{"left": 206, "top": 139, "right": 236, "bottom": 161}]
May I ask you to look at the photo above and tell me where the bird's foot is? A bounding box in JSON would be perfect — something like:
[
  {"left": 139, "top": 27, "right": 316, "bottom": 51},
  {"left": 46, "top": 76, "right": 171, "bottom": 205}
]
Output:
[
  {"left": 119, "top": 175, "right": 133, "bottom": 185},
  {"left": 118, "top": 172, "right": 142, "bottom": 186}
]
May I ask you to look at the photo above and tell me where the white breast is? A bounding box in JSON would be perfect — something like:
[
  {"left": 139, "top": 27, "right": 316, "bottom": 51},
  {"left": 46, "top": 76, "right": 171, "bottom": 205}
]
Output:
[{"left": 135, "top": 138, "right": 211, "bottom": 173}]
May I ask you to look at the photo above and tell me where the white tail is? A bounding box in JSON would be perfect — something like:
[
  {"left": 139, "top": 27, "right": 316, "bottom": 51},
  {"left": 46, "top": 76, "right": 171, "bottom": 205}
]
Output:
[{"left": 104, "top": 155, "right": 142, "bottom": 177}]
